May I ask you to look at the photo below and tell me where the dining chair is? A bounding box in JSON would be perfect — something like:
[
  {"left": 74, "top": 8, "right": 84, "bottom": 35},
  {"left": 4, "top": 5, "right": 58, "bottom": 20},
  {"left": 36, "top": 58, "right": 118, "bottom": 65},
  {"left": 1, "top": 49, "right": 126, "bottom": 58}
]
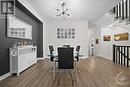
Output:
[
  {"left": 58, "top": 47, "right": 74, "bottom": 69},
  {"left": 76, "top": 45, "right": 80, "bottom": 52},
  {"left": 63, "top": 45, "right": 70, "bottom": 48},
  {"left": 48, "top": 45, "right": 58, "bottom": 73},
  {"left": 55, "top": 47, "right": 75, "bottom": 86},
  {"left": 74, "top": 46, "right": 81, "bottom": 72},
  {"left": 49, "top": 45, "right": 55, "bottom": 62},
  {"left": 75, "top": 45, "right": 80, "bottom": 62}
]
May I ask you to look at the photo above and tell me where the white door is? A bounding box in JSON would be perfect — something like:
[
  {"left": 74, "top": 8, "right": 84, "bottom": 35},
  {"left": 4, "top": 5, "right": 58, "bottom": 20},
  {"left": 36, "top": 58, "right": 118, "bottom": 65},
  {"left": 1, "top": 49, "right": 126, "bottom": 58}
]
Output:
[{"left": 89, "top": 38, "right": 95, "bottom": 56}]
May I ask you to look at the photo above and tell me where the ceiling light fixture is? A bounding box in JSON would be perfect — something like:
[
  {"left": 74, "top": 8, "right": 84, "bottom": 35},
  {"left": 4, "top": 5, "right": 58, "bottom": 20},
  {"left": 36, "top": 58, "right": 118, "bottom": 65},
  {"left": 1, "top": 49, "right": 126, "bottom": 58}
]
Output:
[{"left": 56, "top": 2, "right": 70, "bottom": 20}]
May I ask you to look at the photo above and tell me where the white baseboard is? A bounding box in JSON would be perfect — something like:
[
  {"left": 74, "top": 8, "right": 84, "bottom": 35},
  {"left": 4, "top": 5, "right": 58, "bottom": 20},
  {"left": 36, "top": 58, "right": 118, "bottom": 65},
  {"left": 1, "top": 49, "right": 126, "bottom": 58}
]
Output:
[
  {"left": 37, "top": 58, "right": 45, "bottom": 60},
  {"left": 80, "top": 56, "right": 88, "bottom": 59},
  {"left": 0, "top": 72, "right": 10, "bottom": 81},
  {"left": 44, "top": 56, "right": 49, "bottom": 58},
  {"left": 43, "top": 56, "right": 88, "bottom": 59},
  {"left": 96, "top": 55, "right": 113, "bottom": 61}
]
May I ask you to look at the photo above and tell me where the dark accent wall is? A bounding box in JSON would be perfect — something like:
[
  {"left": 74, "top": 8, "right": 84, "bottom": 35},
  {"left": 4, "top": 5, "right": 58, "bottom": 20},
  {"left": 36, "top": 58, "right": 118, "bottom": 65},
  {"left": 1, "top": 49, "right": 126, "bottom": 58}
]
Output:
[
  {"left": 15, "top": 7, "right": 43, "bottom": 57},
  {"left": 0, "top": 3, "right": 43, "bottom": 76}
]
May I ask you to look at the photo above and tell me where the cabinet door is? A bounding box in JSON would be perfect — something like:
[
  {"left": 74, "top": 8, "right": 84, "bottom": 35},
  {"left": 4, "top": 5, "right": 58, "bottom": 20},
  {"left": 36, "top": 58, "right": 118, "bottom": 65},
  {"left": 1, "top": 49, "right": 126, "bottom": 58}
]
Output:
[
  {"left": 18, "top": 51, "right": 36, "bottom": 73},
  {"left": 18, "top": 55, "right": 28, "bottom": 73}
]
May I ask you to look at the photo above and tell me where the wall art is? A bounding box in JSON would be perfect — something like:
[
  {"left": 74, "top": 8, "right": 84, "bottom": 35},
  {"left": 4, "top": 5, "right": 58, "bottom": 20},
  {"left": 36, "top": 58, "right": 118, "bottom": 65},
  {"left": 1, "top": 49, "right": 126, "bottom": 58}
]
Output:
[
  {"left": 114, "top": 32, "right": 129, "bottom": 41},
  {"left": 57, "top": 28, "right": 75, "bottom": 39},
  {"left": 103, "top": 35, "right": 111, "bottom": 41},
  {"left": 96, "top": 39, "right": 99, "bottom": 44},
  {"left": 7, "top": 16, "right": 32, "bottom": 40}
]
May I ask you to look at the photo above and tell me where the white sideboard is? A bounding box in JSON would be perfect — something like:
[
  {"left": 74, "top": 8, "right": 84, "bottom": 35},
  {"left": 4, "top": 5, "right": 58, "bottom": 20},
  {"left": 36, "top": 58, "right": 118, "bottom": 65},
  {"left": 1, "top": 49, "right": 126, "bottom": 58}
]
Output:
[{"left": 10, "top": 46, "right": 37, "bottom": 76}]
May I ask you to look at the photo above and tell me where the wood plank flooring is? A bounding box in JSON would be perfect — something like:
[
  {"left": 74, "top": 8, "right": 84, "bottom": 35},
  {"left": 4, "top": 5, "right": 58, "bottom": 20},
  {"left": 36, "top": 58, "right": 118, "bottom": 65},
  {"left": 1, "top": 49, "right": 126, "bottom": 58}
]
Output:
[{"left": 0, "top": 56, "right": 130, "bottom": 87}]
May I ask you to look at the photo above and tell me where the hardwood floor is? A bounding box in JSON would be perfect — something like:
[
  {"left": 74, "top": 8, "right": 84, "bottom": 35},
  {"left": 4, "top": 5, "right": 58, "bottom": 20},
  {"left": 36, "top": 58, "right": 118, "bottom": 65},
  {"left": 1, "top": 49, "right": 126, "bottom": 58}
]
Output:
[{"left": 0, "top": 56, "right": 130, "bottom": 87}]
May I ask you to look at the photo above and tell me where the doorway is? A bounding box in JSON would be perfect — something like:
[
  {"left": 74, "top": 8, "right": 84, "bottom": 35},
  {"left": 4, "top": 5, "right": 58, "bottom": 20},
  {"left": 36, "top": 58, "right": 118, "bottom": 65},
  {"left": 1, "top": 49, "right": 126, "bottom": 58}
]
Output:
[{"left": 89, "top": 38, "right": 94, "bottom": 56}]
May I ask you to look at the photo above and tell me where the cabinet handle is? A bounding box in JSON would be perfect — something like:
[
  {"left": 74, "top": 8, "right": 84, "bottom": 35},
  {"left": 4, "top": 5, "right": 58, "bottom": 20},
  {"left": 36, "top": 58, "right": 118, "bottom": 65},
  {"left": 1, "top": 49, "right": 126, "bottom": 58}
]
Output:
[{"left": 32, "top": 48, "right": 36, "bottom": 51}]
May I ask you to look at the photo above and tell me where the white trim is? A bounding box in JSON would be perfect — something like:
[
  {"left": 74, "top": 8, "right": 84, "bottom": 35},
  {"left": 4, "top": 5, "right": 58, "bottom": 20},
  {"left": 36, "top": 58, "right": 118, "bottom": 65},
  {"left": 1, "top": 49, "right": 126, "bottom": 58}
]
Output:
[
  {"left": 18, "top": 0, "right": 43, "bottom": 23},
  {"left": 101, "top": 56, "right": 112, "bottom": 61},
  {"left": 81, "top": 56, "right": 88, "bottom": 59},
  {"left": 0, "top": 73, "right": 10, "bottom": 81},
  {"left": 44, "top": 56, "right": 88, "bottom": 59},
  {"left": 37, "top": 58, "right": 45, "bottom": 60},
  {"left": 44, "top": 56, "right": 49, "bottom": 58},
  {"left": 96, "top": 55, "right": 113, "bottom": 61}
]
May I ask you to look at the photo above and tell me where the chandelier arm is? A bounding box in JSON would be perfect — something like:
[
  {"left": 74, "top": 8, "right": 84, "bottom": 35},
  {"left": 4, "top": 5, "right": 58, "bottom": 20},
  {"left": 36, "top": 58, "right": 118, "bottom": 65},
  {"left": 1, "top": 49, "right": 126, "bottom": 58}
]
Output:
[
  {"left": 64, "top": 9, "right": 69, "bottom": 12},
  {"left": 57, "top": 13, "right": 62, "bottom": 16},
  {"left": 64, "top": 13, "right": 70, "bottom": 16},
  {"left": 63, "top": 14, "right": 65, "bottom": 19},
  {"left": 62, "top": 3, "right": 65, "bottom": 12},
  {"left": 56, "top": 9, "right": 61, "bottom": 12}
]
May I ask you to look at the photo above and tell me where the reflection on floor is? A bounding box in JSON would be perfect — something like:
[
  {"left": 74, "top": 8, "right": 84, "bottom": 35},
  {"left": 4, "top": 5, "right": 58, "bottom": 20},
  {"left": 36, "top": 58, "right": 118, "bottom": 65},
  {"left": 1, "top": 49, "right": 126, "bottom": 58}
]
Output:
[{"left": 0, "top": 56, "right": 130, "bottom": 87}]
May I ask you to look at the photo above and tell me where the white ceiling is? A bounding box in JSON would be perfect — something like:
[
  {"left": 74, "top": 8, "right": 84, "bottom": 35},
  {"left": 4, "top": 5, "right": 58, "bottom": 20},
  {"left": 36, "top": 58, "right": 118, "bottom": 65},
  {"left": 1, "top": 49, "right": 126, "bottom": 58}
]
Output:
[{"left": 26, "top": 0, "right": 121, "bottom": 23}]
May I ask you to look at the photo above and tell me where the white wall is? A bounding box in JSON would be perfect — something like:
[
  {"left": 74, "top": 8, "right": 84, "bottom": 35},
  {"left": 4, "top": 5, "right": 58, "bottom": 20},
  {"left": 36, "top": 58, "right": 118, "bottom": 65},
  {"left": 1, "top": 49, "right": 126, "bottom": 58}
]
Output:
[
  {"left": 18, "top": 0, "right": 43, "bottom": 22},
  {"left": 89, "top": 22, "right": 130, "bottom": 60},
  {"left": 88, "top": 26, "right": 101, "bottom": 56},
  {"left": 100, "top": 24, "right": 130, "bottom": 60},
  {"left": 88, "top": 12, "right": 130, "bottom": 60},
  {"left": 44, "top": 21, "right": 88, "bottom": 58}
]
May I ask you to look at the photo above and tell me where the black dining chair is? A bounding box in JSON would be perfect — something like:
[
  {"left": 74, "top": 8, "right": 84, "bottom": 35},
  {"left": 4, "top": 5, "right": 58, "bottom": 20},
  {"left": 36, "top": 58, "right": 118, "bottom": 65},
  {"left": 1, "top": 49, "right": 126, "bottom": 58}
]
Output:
[
  {"left": 63, "top": 45, "right": 70, "bottom": 48},
  {"left": 58, "top": 47, "right": 74, "bottom": 69},
  {"left": 74, "top": 46, "right": 81, "bottom": 72},
  {"left": 76, "top": 46, "right": 80, "bottom": 52},
  {"left": 75, "top": 46, "right": 80, "bottom": 62},
  {"left": 48, "top": 45, "right": 58, "bottom": 73},
  {"left": 55, "top": 47, "right": 75, "bottom": 85},
  {"left": 49, "top": 45, "right": 55, "bottom": 62}
]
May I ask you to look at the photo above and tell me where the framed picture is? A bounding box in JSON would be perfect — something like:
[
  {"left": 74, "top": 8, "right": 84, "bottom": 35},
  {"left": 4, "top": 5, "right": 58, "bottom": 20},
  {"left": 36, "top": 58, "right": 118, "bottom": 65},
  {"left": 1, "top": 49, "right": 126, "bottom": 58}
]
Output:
[
  {"left": 114, "top": 33, "right": 129, "bottom": 41},
  {"left": 57, "top": 28, "right": 75, "bottom": 39},
  {"left": 103, "top": 35, "right": 111, "bottom": 41},
  {"left": 96, "top": 39, "right": 99, "bottom": 44},
  {"left": 7, "top": 16, "right": 32, "bottom": 40}
]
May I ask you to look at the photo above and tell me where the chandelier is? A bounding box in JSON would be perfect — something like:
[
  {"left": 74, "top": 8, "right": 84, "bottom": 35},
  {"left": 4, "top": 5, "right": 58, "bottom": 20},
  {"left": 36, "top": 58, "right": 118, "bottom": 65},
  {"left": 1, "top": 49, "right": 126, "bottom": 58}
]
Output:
[{"left": 56, "top": 2, "right": 70, "bottom": 20}]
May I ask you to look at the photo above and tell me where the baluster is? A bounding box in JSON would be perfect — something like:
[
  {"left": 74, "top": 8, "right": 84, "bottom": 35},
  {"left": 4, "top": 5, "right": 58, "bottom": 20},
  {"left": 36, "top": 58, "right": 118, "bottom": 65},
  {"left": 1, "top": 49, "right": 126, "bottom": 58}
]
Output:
[
  {"left": 127, "top": 47, "right": 129, "bottom": 67},
  {"left": 115, "top": 5, "right": 119, "bottom": 20},
  {"left": 119, "top": 47, "right": 121, "bottom": 64},
  {"left": 121, "top": 0, "right": 124, "bottom": 20},
  {"left": 124, "top": 0, "right": 128, "bottom": 19},
  {"left": 116, "top": 46, "right": 118, "bottom": 63},
  {"left": 128, "top": 0, "right": 130, "bottom": 21},
  {"left": 124, "top": 47, "right": 126, "bottom": 66},
  {"left": 119, "top": 3, "right": 121, "bottom": 19},
  {"left": 121, "top": 47, "right": 123, "bottom": 65},
  {"left": 112, "top": 7, "right": 116, "bottom": 15}
]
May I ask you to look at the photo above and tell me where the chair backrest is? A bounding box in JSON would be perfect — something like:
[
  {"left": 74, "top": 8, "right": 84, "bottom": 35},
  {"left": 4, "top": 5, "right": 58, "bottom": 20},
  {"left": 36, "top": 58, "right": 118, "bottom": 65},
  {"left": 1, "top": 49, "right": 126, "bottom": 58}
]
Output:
[
  {"left": 49, "top": 45, "right": 54, "bottom": 62},
  {"left": 76, "top": 46, "right": 80, "bottom": 52},
  {"left": 75, "top": 46, "right": 80, "bottom": 62},
  {"left": 49, "top": 45, "right": 54, "bottom": 53},
  {"left": 58, "top": 47, "right": 74, "bottom": 69},
  {"left": 63, "top": 45, "right": 70, "bottom": 48}
]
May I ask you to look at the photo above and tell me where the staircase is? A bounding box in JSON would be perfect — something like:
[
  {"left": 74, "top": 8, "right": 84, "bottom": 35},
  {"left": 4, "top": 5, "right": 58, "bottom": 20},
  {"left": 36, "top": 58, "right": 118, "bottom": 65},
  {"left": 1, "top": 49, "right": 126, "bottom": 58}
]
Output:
[
  {"left": 113, "top": 44, "right": 130, "bottom": 67},
  {"left": 108, "top": 0, "right": 130, "bottom": 25}
]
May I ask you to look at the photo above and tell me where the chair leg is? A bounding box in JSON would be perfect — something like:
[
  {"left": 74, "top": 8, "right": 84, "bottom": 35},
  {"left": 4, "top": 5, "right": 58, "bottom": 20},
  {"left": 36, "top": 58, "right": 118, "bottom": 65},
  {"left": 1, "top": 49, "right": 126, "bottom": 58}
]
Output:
[
  {"left": 53, "top": 61, "right": 56, "bottom": 80},
  {"left": 70, "top": 69, "right": 75, "bottom": 86},
  {"left": 75, "top": 61, "right": 80, "bottom": 72},
  {"left": 77, "top": 65, "right": 80, "bottom": 72},
  {"left": 49, "top": 62, "right": 58, "bottom": 73},
  {"left": 48, "top": 64, "right": 53, "bottom": 72}
]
